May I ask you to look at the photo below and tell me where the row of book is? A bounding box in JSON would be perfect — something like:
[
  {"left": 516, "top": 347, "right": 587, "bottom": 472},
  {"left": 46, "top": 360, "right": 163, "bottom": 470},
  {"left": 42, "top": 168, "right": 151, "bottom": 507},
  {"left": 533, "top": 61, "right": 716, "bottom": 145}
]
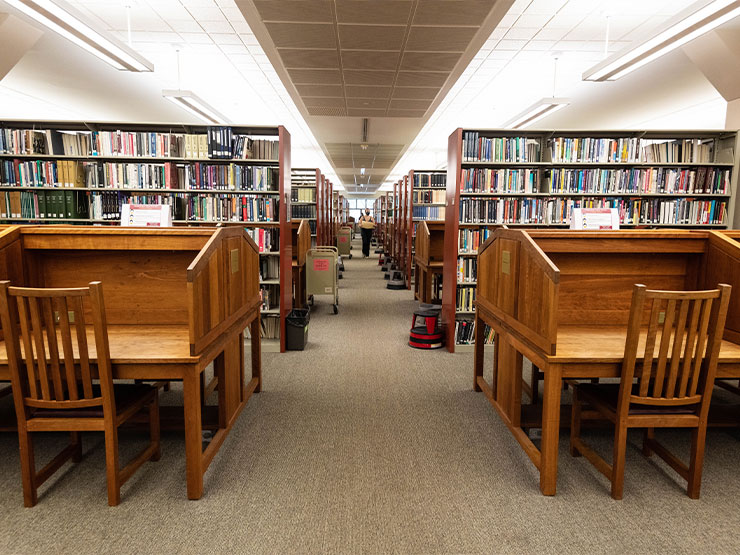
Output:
[
  {"left": 458, "top": 228, "right": 493, "bottom": 253},
  {"left": 458, "top": 197, "right": 727, "bottom": 226},
  {"left": 291, "top": 188, "right": 316, "bottom": 202},
  {"left": 457, "top": 257, "right": 477, "bottom": 283},
  {"left": 413, "top": 172, "right": 446, "bottom": 188},
  {"left": 260, "top": 284, "right": 279, "bottom": 311},
  {"left": 547, "top": 167, "right": 731, "bottom": 196},
  {"left": 461, "top": 168, "right": 539, "bottom": 193},
  {"left": 184, "top": 194, "right": 277, "bottom": 223},
  {"left": 462, "top": 132, "right": 540, "bottom": 163},
  {"left": 259, "top": 317, "right": 280, "bottom": 339},
  {"left": 0, "top": 159, "right": 279, "bottom": 191},
  {"left": 412, "top": 206, "right": 445, "bottom": 220},
  {"left": 413, "top": 190, "right": 445, "bottom": 203},
  {"left": 551, "top": 137, "right": 715, "bottom": 164},
  {"left": 245, "top": 227, "right": 278, "bottom": 252},
  {"left": 454, "top": 320, "right": 494, "bottom": 346},
  {"left": 1, "top": 190, "right": 86, "bottom": 220},
  {"left": 292, "top": 204, "right": 317, "bottom": 219},
  {"left": 456, "top": 287, "right": 476, "bottom": 312},
  {"left": 0, "top": 127, "right": 279, "bottom": 160},
  {"left": 260, "top": 257, "right": 279, "bottom": 281}
]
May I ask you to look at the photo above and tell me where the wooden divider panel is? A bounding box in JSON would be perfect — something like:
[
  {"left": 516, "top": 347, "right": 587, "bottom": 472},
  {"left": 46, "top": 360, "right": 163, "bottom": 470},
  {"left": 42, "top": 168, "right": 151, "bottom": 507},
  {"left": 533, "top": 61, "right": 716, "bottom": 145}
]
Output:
[{"left": 704, "top": 231, "right": 740, "bottom": 343}]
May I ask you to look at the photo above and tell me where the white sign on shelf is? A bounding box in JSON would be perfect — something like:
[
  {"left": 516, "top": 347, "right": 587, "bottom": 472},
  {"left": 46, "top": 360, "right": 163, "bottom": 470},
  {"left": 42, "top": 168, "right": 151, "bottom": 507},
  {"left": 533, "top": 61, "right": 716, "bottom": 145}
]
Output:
[
  {"left": 570, "top": 208, "right": 620, "bottom": 230},
  {"left": 121, "top": 204, "right": 173, "bottom": 227}
]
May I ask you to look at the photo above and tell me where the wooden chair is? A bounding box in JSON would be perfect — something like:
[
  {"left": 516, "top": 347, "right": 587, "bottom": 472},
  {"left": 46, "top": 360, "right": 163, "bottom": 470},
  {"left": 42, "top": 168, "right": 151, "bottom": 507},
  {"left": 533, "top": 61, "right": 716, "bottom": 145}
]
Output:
[
  {"left": 0, "top": 281, "right": 160, "bottom": 507},
  {"left": 569, "top": 283, "right": 731, "bottom": 500}
]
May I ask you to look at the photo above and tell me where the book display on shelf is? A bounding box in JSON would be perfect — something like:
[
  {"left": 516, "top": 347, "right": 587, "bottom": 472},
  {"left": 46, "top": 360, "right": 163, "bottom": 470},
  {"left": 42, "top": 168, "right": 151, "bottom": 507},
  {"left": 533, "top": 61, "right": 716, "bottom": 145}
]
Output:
[
  {"left": 406, "top": 169, "right": 446, "bottom": 290},
  {"left": 0, "top": 120, "right": 293, "bottom": 353},
  {"left": 442, "top": 127, "right": 739, "bottom": 353},
  {"left": 291, "top": 168, "right": 322, "bottom": 240}
]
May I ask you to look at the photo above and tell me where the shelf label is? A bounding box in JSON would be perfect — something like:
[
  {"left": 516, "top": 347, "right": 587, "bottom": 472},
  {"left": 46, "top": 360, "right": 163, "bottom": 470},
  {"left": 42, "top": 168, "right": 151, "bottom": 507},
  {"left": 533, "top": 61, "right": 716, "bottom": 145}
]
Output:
[
  {"left": 121, "top": 204, "right": 172, "bottom": 227},
  {"left": 313, "top": 259, "right": 330, "bottom": 271}
]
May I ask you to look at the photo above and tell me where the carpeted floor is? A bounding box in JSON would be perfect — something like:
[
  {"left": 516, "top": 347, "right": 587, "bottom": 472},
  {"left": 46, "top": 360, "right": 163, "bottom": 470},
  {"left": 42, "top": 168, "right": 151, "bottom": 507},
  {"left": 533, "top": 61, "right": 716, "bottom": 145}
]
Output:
[{"left": 1, "top": 237, "right": 740, "bottom": 554}]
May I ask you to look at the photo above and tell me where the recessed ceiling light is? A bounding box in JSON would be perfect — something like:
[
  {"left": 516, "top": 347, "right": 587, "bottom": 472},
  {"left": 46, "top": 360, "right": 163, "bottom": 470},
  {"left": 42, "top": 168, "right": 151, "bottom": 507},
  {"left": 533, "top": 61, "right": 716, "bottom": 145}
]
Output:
[
  {"left": 4, "top": 0, "right": 153, "bottom": 71},
  {"left": 584, "top": 0, "right": 740, "bottom": 81}
]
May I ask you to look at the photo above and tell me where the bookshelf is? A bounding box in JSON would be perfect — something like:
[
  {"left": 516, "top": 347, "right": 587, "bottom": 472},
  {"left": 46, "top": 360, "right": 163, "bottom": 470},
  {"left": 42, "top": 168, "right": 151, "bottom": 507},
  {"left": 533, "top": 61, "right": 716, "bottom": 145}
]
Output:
[
  {"left": 443, "top": 127, "right": 739, "bottom": 353},
  {"left": 291, "top": 167, "right": 320, "bottom": 245},
  {"left": 406, "top": 169, "right": 447, "bottom": 290},
  {"left": 0, "top": 119, "right": 293, "bottom": 353}
]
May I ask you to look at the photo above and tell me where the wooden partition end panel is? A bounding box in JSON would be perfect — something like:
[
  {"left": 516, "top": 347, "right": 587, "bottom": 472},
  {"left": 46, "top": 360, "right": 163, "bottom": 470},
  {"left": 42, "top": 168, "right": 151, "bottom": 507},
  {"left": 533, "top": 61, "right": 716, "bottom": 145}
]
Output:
[
  {"left": 478, "top": 230, "right": 559, "bottom": 355},
  {"left": 294, "top": 219, "right": 310, "bottom": 267},
  {"left": 416, "top": 221, "right": 430, "bottom": 265},
  {"left": 704, "top": 231, "right": 740, "bottom": 343},
  {"left": 429, "top": 225, "right": 445, "bottom": 262},
  {"left": 187, "top": 228, "right": 259, "bottom": 356},
  {"left": 442, "top": 128, "right": 463, "bottom": 352},
  {"left": 279, "top": 126, "right": 293, "bottom": 353},
  {"left": 0, "top": 226, "right": 23, "bottom": 341}
]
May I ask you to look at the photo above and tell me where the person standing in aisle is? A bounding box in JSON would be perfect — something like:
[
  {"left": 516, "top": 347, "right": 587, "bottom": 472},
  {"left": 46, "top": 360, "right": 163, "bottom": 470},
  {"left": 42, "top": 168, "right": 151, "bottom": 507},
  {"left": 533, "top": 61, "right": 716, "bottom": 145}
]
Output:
[{"left": 358, "top": 209, "right": 375, "bottom": 258}]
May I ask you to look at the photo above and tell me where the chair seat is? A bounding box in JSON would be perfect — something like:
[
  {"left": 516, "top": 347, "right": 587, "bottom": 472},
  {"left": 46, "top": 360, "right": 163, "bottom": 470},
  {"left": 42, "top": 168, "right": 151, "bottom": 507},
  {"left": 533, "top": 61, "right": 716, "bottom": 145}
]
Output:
[
  {"left": 32, "top": 384, "right": 155, "bottom": 418},
  {"left": 576, "top": 383, "right": 698, "bottom": 415}
]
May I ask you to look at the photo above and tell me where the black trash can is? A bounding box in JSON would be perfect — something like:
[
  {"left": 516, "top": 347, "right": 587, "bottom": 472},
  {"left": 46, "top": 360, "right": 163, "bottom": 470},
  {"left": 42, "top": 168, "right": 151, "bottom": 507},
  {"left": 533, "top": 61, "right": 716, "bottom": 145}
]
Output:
[{"left": 286, "top": 308, "right": 310, "bottom": 350}]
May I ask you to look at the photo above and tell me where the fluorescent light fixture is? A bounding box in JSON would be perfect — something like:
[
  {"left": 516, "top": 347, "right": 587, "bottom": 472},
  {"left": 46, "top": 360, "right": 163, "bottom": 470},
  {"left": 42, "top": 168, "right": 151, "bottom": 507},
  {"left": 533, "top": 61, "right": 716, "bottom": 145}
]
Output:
[
  {"left": 584, "top": 0, "right": 740, "bottom": 81},
  {"left": 503, "top": 98, "right": 570, "bottom": 129},
  {"left": 162, "top": 90, "right": 228, "bottom": 125},
  {"left": 3, "top": 0, "right": 153, "bottom": 71},
  {"left": 360, "top": 167, "right": 366, "bottom": 175}
]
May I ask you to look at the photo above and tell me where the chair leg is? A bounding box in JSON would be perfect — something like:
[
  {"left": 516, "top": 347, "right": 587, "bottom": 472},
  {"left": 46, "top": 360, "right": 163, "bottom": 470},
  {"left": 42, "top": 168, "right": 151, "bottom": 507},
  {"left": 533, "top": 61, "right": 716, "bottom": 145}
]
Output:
[
  {"left": 687, "top": 426, "right": 707, "bottom": 499},
  {"left": 569, "top": 386, "right": 582, "bottom": 457},
  {"left": 17, "top": 427, "right": 38, "bottom": 507},
  {"left": 70, "top": 432, "right": 82, "bottom": 463},
  {"left": 149, "top": 395, "right": 161, "bottom": 462},
  {"left": 642, "top": 428, "right": 654, "bottom": 457},
  {"left": 611, "top": 422, "right": 628, "bottom": 500},
  {"left": 104, "top": 427, "right": 121, "bottom": 507}
]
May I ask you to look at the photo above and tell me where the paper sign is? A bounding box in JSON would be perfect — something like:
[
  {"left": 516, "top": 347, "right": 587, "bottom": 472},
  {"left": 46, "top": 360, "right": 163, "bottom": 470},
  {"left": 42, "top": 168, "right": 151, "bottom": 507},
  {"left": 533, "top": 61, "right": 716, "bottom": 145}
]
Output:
[
  {"left": 313, "top": 259, "right": 329, "bottom": 271},
  {"left": 339, "top": 236, "right": 348, "bottom": 243},
  {"left": 570, "top": 208, "right": 619, "bottom": 230},
  {"left": 121, "top": 204, "right": 172, "bottom": 227}
]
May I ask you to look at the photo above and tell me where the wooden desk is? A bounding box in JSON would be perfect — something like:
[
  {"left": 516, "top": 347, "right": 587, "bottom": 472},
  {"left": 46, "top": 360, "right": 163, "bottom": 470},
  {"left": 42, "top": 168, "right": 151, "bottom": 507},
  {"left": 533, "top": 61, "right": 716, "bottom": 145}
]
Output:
[
  {"left": 474, "top": 229, "right": 740, "bottom": 496},
  {"left": 413, "top": 221, "right": 444, "bottom": 303},
  {"left": 0, "top": 225, "right": 262, "bottom": 499}
]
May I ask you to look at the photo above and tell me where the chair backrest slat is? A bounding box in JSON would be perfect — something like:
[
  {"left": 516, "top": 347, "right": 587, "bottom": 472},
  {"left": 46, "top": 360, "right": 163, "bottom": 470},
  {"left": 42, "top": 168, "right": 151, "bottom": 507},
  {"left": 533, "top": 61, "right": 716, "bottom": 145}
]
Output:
[
  {"left": 689, "top": 298, "right": 714, "bottom": 397},
  {"left": 56, "top": 297, "right": 79, "bottom": 401},
  {"left": 41, "top": 297, "right": 65, "bottom": 401},
  {"left": 665, "top": 299, "right": 690, "bottom": 398},
  {"left": 72, "top": 296, "right": 94, "bottom": 399},
  {"left": 0, "top": 282, "right": 112, "bottom": 410},
  {"left": 15, "top": 297, "right": 39, "bottom": 399},
  {"left": 639, "top": 301, "right": 661, "bottom": 396},
  {"left": 621, "top": 284, "right": 731, "bottom": 412},
  {"left": 652, "top": 298, "right": 676, "bottom": 398}
]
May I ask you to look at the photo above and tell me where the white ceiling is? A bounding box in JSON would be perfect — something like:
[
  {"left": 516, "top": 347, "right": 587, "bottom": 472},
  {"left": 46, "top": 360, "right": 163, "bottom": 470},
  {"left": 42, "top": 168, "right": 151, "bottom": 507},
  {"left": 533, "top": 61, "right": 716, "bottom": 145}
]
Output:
[{"left": 0, "top": 0, "right": 737, "bottom": 198}]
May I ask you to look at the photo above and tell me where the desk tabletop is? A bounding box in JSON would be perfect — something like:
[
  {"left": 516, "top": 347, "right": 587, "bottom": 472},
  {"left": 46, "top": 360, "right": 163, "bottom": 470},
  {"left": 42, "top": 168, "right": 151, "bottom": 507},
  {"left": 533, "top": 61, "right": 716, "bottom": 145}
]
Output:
[
  {"left": 552, "top": 325, "right": 740, "bottom": 365},
  {"left": 0, "top": 325, "right": 198, "bottom": 372}
]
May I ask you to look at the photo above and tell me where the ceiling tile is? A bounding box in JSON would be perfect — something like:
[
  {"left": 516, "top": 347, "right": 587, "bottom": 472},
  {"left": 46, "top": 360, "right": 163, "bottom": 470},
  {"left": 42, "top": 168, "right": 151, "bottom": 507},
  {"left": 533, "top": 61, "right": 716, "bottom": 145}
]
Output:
[
  {"left": 338, "top": 25, "right": 405, "bottom": 50},
  {"left": 389, "top": 98, "right": 431, "bottom": 111},
  {"left": 413, "top": 1, "right": 492, "bottom": 26},
  {"left": 288, "top": 68, "right": 343, "bottom": 84},
  {"left": 186, "top": 7, "right": 225, "bottom": 21},
  {"left": 181, "top": 33, "right": 214, "bottom": 44},
  {"left": 345, "top": 86, "right": 392, "bottom": 98},
  {"left": 386, "top": 109, "right": 427, "bottom": 118},
  {"left": 295, "top": 84, "right": 345, "bottom": 97},
  {"left": 406, "top": 26, "right": 477, "bottom": 52},
  {"left": 167, "top": 19, "right": 203, "bottom": 33},
  {"left": 254, "top": 1, "right": 333, "bottom": 23},
  {"left": 343, "top": 69, "right": 396, "bottom": 86},
  {"left": 220, "top": 44, "right": 249, "bottom": 54},
  {"left": 307, "top": 106, "right": 347, "bottom": 116},
  {"left": 210, "top": 33, "right": 242, "bottom": 45},
  {"left": 335, "top": 1, "right": 413, "bottom": 25},
  {"left": 395, "top": 71, "right": 447, "bottom": 87},
  {"left": 347, "top": 98, "right": 389, "bottom": 109},
  {"left": 303, "top": 97, "right": 346, "bottom": 108},
  {"left": 400, "top": 52, "right": 460, "bottom": 72},
  {"left": 200, "top": 21, "right": 234, "bottom": 33},
  {"left": 265, "top": 22, "right": 337, "bottom": 49},
  {"left": 342, "top": 51, "right": 400, "bottom": 70},
  {"left": 496, "top": 39, "right": 528, "bottom": 50},
  {"left": 391, "top": 86, "right": 439, "bottom": 100},
  {"left": 346, "top": 108, "right": 389, "bottom": 117},
  {"left": 504, "top": 27, "right": 540, "bottom": 40},
  {"left": 279, "top": 48, "right": 341, "bottom": 69}
]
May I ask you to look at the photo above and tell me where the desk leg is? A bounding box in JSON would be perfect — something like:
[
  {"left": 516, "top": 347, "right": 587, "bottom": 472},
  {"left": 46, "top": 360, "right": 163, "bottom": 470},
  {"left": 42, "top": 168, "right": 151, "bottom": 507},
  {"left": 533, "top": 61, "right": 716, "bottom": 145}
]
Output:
[
  {"left": 251, "top": 314, "right": 262, "bottom": 393},
  {"left": 184, "top": 369, "right": 204, "bottom": 500},
  {"left": 474, "top": 312, "right": 484, "bottom": 391},
  {"left": 540, "top": 363, "right": 562, "bottom": 496}
]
